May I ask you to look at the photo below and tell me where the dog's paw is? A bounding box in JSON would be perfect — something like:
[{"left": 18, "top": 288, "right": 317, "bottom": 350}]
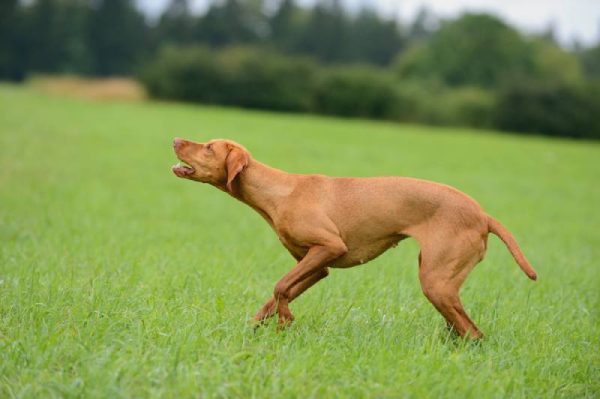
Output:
[
  {"left": 277, "top": 309, "right": 295, "bottom": 331},
  {"left": 253, "top": 298, "right": 277, "bottom": 322}
]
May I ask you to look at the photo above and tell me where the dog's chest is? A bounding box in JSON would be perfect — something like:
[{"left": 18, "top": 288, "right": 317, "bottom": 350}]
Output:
[{"left": 272, "top": 225, "right": 308, "bottom": 259}]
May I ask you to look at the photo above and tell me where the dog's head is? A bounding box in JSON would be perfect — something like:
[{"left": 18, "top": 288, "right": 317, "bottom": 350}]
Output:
[{"left": 172, "top": 138, "right": 250, "bottom": 192}]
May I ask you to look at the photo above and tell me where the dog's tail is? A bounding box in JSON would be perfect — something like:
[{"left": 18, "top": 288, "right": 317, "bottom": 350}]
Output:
[{"left": 487, "top": 215, "right": 537, "bottom": 280}]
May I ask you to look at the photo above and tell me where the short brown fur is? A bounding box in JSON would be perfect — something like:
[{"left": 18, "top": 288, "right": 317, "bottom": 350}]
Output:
[{"left": 172, "top": 138, "right": 537, "bottom": 339}]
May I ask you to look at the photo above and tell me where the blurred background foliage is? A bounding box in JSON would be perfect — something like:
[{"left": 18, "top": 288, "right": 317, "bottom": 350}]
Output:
[{"left": 1, "top": 0, "right": 599, "bottom": 139}]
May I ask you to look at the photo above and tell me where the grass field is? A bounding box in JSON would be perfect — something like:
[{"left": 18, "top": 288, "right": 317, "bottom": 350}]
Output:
[{"left": 1, "top": 84, "right": 599, "bottom": 398}]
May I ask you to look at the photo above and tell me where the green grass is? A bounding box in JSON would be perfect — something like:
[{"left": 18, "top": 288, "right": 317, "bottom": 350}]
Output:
[{"left": 1, "top": 84, "right": 599, "bottom": 398}]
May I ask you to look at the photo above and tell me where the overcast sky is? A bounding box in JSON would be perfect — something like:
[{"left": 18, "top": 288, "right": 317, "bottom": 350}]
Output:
[{"left": 138, "top": 0, "right": 600, "bottom": 46}]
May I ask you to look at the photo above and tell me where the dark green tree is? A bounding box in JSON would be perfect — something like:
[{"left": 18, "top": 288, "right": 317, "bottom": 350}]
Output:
[
  {"left": 195, "top": 0, "right": 262, "bottom": 46},
  {"left": 157, "top": 0, "right": 194, "bottom": 44},
  {"left": 0, "top": 0, "right": 26, "bottom": 80},
  {"left": 348, "top": 8, "right": 404, "bottom": 65},
  {"left": 579, "top": 44, "right": 600, "bottom": 80},
  {"left": 26, "top": 0, "right": 64, "bottom": 73},
  {"left": 396, "top": 13, "right": 534, "bottom": 88},
  {"left": 59, "top": 0, "right": 93, "bottom": 74},
  {"left": 296, "top": 0, "right": 348, "bottom": 63},
  {"left": 407, "top": 6, "right": 436, "bottom": 43},
  {"left": 15, "top": 0, "right": 91, "bottom": 76},
  {"left": 269, "top": 0, "right": 300, "bottom": 49},
  {"left": 87, "top": 0, "right": 147, "bottom": 76}
]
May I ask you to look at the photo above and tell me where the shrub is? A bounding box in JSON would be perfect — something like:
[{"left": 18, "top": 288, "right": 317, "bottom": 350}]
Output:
[
  {"left": 441, "top": 86, "right": 496, "bottom": 127},
  {"left": 140, "top": 46, "right": 225, "bottom": 103},
  {"left": 140, "top": 45, "right": 599, "bottom": 140},
  {"left": 140, "top": 45, "right": 317, "bottom": 112},
  {"left": 495, "top": 81, "right": 600, "bottom": 139},
  {"left": 312, "top": 66, "right": 400, "bottom": 119},
  {"left": 216, "top": 47, "right": 316, "bottom": 111},
  {"left": 394, "top": 82, "right": 495, "bottom": 128}
]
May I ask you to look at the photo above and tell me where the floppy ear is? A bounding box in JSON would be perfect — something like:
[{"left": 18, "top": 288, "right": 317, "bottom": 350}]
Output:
[{"left": 225, "top": 146, "right": 249, "bottom": 192}]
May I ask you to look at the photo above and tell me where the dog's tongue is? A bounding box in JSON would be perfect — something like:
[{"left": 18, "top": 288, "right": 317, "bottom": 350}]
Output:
[{"left": 172, "top": 163, "right": 194, "bottom": 177}]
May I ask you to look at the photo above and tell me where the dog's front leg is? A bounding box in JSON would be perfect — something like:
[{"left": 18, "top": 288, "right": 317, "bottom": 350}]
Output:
[
  {"left": 253, "top": 268, "right": 330, "bottom": 324},
  {"left": 273, "top": 242, "right": 347, "bottom": 327}
]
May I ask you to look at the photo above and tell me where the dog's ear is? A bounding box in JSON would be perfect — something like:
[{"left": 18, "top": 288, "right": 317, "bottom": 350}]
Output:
[{"left": 225, "top": 145, "right": 249, "bottom": 193}]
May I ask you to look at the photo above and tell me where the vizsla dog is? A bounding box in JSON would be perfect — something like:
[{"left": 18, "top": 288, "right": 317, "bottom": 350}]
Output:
[{"left": 172, "top": 138, "right": 537, "bottom": 339}]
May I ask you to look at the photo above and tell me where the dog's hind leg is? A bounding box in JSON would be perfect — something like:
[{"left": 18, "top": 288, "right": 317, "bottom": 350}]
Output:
[{"left": 418, "top": 235, "right": 486, "bottom": 339}]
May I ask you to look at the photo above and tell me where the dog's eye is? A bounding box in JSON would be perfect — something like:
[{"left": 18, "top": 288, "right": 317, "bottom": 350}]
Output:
[{"left": 205, "top": 144, "right": 213, "bottom": 152}]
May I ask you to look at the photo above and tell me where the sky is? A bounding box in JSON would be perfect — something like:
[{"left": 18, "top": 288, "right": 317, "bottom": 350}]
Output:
[{"left": 138, "top": 0, "right": 600, "bottom": 46}]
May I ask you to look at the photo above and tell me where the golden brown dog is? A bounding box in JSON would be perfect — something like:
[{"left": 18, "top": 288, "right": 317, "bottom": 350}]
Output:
[{"left": 172, "top": 138, "right": 537, "bottom": 338}]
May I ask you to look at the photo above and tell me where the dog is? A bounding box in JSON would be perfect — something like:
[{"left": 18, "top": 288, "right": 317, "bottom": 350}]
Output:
[{"left": 172, "top": 138, "right": 537, "bottom": 338}]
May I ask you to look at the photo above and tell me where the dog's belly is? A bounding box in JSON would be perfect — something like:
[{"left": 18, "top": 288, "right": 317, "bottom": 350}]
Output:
[{"left": 332, "top": 234, "right": 407, "bottom": 268}]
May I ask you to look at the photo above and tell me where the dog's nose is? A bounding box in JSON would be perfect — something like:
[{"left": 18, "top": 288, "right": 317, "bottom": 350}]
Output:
[{"left": 173, "top": 138, "right": 184, "bottom": 149}]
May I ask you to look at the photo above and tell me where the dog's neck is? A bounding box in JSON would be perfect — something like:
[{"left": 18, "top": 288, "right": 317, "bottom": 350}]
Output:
[{"left": 230, "top": 158, "right": 294, "bottom": 223}]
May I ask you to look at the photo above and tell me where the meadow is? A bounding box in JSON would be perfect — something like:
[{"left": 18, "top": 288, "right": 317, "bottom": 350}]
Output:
[{"left": 0, "top": 84, "right": 599, "bottom": 398}]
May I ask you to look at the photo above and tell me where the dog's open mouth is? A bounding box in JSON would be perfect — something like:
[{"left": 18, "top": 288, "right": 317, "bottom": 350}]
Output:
[{"left": 172, "top": 161, "right": 195, "bottom": 177}]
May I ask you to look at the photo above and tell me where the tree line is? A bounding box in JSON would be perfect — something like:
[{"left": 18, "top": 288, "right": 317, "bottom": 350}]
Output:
[
  {"left": 1, "top": 0, "right": 599, "bottom": 139},
  {"left": 0, "top": 0, "right": 412, "bottom": 79}
]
